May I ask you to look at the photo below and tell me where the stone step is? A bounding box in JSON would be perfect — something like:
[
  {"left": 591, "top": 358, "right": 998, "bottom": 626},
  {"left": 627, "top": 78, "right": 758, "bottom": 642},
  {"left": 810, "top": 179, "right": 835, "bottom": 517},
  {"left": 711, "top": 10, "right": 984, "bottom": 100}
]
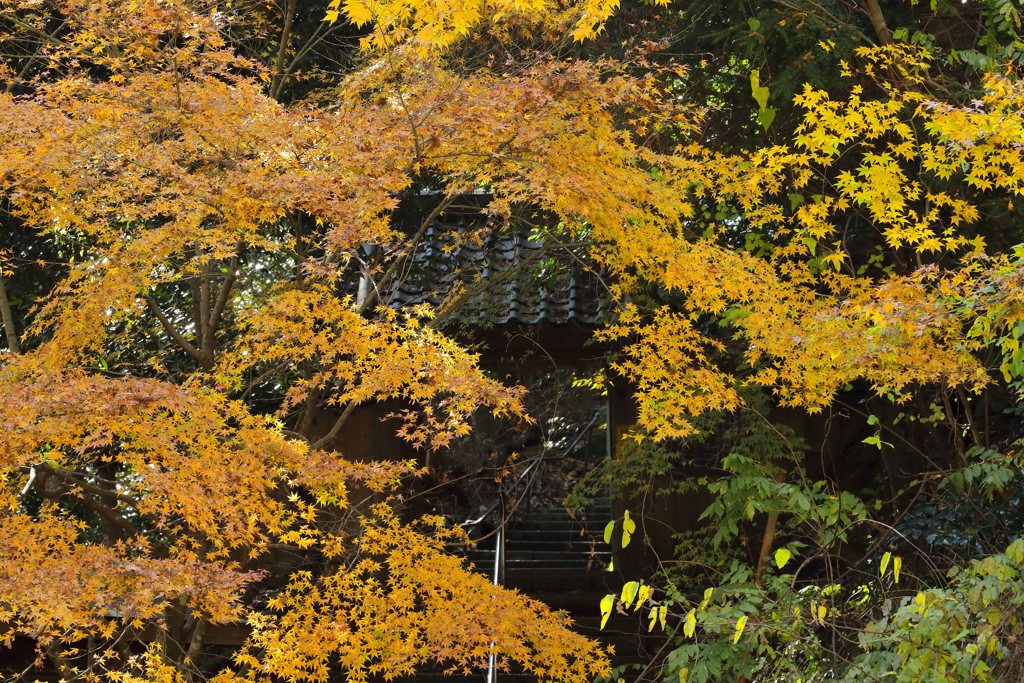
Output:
[
  {"left": 512, "top": 509, "right": 610, "bottom": 523},
  {"left": 494, "top": 562, "right": 611, "bottom": 573},
  {"left": 472, "top": 559, "right": 609, "bottom": 571},
  {"left": 502, "top": 570, "right": 621, "bottom": 593},
  {"left": 505, "top": 518, "right": 608, "bottom": 531},
  {"left": 499, "top": 539, "right": 609, "bottom": 552},
  {"left": 499, "top": 529, "right": 604, "bottom": 541},
  {"left": 460, "top": 547, "right": 610, "bottom": 564},
  {"left": 468, "top": 548, "right": 610, "bottom": 561},
  {"left": 383, "top": 675, "right": 533, "bottom": 683}
]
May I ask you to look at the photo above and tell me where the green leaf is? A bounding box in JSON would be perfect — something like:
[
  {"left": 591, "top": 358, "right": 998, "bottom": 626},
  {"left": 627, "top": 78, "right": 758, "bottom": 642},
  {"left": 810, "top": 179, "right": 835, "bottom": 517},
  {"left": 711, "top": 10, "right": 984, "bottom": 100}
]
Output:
[
  {"left": 774, "top": 547, "right": 792, "bottom": 568},
  {"left": 880, "top": 551, "right": 891, "bottom": 578},
  {"left": 747, "top": 17, "right": 761, "bottom": 30},
  {"left": 750, "top": 70, "right": 769, "bottom": 110},
  {"left": 788, "top": 193, "right": 804, "bottom": 211}
]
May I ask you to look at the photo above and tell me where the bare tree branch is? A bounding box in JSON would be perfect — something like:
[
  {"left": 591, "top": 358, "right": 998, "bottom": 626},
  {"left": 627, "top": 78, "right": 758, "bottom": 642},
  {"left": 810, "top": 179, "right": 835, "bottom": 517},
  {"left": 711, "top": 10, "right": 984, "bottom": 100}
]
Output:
[
  {"left": 31, "top": 463, "right": 141, "bottom": 508},
  {"left": 358, "top": 196, "right": 455, "bottom": 314},
  {"left": 199, "top": 260, "right": 211, "bottom": 357},
  {"left": 298, "top": 366, "right": 323, "bottom": 440},
  {"left": 956, "top": 385, "right": 983, "bottom": 450},
  {"left": 185, "top": 616, "right": 207, "bottom": 675},
  {"left": 187, "top": 248, "right": 204, "bottom": 353},
  {"left": 270, "top": 0, "right": 298, "bottom": 102},
  {"left": 204, "top": 244, "right": 242, "bottom": 361},
  {"left": 144, "top": 295, "right": 210, "bottom": 369},
  {"left": 310, "top": 400, "right": 359, "bottom": 450},
  {"left": 70, "top": 489, "right": 140, "bottom": 539},
  {"left": 861, "top": 0, "right": 893, "bottom": 45},
  {"left": 45, "top": 639, "right": 75, "bottom": 683}
]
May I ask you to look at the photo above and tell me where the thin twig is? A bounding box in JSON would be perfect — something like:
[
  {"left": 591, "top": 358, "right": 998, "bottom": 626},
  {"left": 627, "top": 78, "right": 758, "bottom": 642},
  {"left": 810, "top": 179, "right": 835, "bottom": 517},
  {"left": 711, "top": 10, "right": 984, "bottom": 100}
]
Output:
[
  {"left": 358, "top": 196, "right": 454, "bottom": 314},
  {"left": 310, "top": 400, "right": 359, "bottom": 450},
  {"left": 955, "top": 385, "right": 983, "bottom": 450}
]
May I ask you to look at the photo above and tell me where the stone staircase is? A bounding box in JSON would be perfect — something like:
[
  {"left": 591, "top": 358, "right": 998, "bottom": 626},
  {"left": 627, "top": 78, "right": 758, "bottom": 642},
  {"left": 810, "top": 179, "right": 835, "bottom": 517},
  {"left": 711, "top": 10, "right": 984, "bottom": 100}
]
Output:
[
  {"left": 466, "top": 497, "right": 614, "bottom": 575},
  {"left": 453, "top": 497, "right": 663, "bottom": 683}
]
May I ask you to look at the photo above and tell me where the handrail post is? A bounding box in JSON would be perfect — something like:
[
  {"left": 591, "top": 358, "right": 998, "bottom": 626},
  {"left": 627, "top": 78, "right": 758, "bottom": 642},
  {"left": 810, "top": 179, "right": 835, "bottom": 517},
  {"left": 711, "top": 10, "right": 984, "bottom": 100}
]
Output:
[
  {"left": 486, "top": 526, "right": 502, "bottom": 683},
  {"left": 499, "top": 510, "right": 506, "bottom": 586}
]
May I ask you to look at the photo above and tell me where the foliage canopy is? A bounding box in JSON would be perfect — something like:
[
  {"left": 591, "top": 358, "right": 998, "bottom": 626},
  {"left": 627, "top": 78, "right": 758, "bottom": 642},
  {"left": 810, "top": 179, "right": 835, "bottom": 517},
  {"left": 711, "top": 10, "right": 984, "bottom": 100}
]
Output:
[{"left": 6, "top": 0, "right": 1024, "bottom": 682}]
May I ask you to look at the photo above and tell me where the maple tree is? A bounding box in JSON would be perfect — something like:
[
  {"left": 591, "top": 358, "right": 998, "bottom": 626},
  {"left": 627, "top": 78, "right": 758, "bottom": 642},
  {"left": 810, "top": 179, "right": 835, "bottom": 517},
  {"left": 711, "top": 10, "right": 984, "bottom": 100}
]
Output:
[
  {"left": 6, "top": 0, "right": 1024, "bottom": 682},
  {"left": 0, "top": 0, "right": 644, "bottom": 680}
]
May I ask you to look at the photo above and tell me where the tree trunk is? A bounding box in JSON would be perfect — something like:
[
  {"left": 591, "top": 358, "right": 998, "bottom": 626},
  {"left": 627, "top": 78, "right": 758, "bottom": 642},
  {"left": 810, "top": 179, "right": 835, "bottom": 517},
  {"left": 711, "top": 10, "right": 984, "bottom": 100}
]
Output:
[{"left": 0, "top": 275, "right": 20, "bottom": 353}]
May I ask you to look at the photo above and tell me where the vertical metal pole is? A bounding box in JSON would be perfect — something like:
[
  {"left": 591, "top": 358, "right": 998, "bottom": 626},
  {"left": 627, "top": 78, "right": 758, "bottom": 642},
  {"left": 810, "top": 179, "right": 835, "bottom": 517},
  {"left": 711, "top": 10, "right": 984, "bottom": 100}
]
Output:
[
  {"left": 486, "top": 527, "right": 502, "bottom": 683},
  {"left": 499, "top": 522, "right": 506, "bottom": 586},
  {"left": 491, "top": 528, "right": 502, "bottom": 584}
]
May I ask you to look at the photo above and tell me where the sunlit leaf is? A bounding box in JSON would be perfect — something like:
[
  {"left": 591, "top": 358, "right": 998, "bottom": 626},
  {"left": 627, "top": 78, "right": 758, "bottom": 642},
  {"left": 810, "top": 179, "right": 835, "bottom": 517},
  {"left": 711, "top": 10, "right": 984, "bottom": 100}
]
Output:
[
  {"left": 636, "top": 584, "right": 650, "bottom": 610},
  {"left": 733, "top": 615, "right": 748, "bottom": 643},
  {"left": 683, "top": 609, "right": 696, "bottom": 637},
  {"left": 600, "top": 594, "right": 615, "bottom": 629},
  {"left": 621, "top": 581, "right": 639, "bottom": 608}
]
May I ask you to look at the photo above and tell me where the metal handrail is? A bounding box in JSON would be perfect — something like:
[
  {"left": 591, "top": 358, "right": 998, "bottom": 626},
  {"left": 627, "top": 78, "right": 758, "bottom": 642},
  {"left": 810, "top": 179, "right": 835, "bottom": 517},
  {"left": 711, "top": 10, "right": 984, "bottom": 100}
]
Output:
[
  {"left": 464, "top": 409, "right": 600, "bottom": 683},
  {"left": 461, "top": 409, "right": 601, "bottom": 531}
]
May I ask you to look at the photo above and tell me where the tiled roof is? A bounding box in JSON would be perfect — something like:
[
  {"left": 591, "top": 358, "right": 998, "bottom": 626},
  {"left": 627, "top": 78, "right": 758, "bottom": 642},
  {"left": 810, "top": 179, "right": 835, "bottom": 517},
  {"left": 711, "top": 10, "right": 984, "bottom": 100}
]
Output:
[{"left": 378, "top": 217, "right": 606, "bottom": 327}]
